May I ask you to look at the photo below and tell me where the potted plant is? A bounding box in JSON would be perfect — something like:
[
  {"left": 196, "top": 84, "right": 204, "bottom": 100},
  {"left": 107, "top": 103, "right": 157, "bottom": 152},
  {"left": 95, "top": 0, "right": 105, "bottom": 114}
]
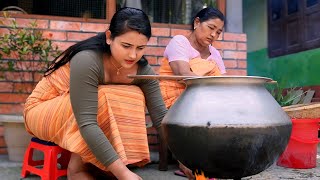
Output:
[
  {"left": 0, "top": 12, "right": 60, "bottom": 161},
  {"left": 266, "top": 82, "right": 318, "bottom": 117},
  {"left": 266, "top": 82, "right": 307, "bottom": 107}
]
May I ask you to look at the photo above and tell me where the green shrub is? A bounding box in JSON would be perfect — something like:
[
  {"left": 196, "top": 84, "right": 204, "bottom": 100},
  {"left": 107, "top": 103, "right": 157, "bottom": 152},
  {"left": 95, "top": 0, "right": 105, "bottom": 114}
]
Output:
[
  {"left": 266, "top": 83, "right": 308, "bottom": 107},
  {"left": 0, "top": 12, "right": 60, "bottom": 86}
]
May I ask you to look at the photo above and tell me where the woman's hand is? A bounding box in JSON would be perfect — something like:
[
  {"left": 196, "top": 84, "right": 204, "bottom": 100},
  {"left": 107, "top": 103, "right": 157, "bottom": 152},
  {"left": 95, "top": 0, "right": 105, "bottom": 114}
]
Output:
[
  {"left": 170, "top": 61, "right": 198, "bottom": 76},
  {"left": 178, "top": 161, "right": 195, "bottom": 180},
  {"left": 108, "top": 159, "right": 142, "bottom": 180},
  {"left": 119, "top": 170, "right": 142, "bottom": 180}
]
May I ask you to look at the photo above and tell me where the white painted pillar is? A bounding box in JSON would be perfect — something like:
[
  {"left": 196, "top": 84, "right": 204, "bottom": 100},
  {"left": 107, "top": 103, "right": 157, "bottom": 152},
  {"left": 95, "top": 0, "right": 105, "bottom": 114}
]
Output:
[{"left": 226, "top": 0, "right": 243, "bottom": 33}]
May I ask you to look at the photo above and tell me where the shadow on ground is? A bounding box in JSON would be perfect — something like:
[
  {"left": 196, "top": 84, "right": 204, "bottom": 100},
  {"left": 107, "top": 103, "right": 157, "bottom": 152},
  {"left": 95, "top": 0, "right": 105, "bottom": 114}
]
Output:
[{"left": 0, "top": 146, "right": 319, "bottom": 180}]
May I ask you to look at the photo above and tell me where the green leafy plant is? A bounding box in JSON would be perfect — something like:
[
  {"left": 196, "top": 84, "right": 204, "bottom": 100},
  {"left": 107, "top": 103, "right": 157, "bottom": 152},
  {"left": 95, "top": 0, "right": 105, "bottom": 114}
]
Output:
[
  {"left": 266, "top": 83, "right": 308, "bottom": 107},
  {"left": 0, "top": 12, "right": 60, "bottom": 92}
]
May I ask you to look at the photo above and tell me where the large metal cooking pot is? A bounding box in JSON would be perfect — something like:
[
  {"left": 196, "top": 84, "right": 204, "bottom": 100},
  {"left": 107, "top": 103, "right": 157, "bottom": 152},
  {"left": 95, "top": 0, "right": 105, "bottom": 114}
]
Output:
[{"left": 161, "top": 76, "right": 292, "bottom": 179}]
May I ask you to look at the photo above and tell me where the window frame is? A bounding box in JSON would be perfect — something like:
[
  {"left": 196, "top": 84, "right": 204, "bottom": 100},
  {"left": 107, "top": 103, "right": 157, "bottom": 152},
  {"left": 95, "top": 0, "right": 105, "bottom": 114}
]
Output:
[
  {"left": 1, "top": 0, "right": 225, "bottom": 28},
  {"left": 268, "top": 0, "right": 320, "bottom": 57},
  {"left": 108, "top": 0, "right": 226, "bottom": 24}
]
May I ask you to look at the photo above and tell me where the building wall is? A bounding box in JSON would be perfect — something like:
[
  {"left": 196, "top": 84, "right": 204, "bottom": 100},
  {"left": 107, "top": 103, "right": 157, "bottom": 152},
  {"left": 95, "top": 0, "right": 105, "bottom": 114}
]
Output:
[
  {"left": 243, "top": 0, "right": 267, "bottom": 52},
  {"left": 248, "top": 48, "right": 320, "bottom": 87},
  {"left": 243, "top": 0, "right": 320, "bottom": 88},
  {"left": 0, "top": 15, "right": 247, "bottom": 154}
]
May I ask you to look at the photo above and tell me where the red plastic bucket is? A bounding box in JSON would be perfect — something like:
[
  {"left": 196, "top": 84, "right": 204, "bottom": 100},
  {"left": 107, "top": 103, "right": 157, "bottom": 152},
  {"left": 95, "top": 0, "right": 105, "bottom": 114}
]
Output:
[{"left": 277, "top": 118, "right": 320, "bottom": 169}]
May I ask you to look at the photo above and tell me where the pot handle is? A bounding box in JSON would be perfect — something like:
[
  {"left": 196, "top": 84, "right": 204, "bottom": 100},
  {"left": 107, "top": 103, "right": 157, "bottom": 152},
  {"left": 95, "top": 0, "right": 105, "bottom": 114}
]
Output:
[
  {"left": 265, "top": 80, "right": 278, "bottom": 84},
  {"left": 1, "top": 6, "right": 28, "bottom": 14},
  {"left": 291, "top": 136, "right": 320, "bottom": 144}
]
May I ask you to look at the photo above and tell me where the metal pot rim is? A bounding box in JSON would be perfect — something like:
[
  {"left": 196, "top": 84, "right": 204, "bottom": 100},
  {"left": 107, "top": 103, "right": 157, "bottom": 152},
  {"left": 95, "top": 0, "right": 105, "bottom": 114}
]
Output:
[{"left": 183, "top": 75, "right": 273, "bottom": 84}]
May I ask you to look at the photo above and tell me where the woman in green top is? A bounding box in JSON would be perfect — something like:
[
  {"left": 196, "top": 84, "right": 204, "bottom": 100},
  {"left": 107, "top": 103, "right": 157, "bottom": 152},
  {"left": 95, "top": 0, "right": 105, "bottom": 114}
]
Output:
[{"left": 24, "top": 7, "right": 167, "bottom": 180}]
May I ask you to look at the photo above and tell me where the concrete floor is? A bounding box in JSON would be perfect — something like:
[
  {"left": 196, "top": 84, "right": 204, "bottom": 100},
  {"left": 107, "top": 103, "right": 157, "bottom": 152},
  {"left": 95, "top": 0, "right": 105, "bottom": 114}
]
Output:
[{"left": 0, "top": 145, "right": 320, "bottom": 180}]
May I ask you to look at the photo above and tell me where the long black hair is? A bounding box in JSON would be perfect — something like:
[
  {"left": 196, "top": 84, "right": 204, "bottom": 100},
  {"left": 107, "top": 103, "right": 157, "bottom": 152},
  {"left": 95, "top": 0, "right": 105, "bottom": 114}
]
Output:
[
  {"left": 45, "top": 7, "right": 151, "bottom": 76},
  {"left": 191, "top": 7, "right": 225, "bottom": 30}
]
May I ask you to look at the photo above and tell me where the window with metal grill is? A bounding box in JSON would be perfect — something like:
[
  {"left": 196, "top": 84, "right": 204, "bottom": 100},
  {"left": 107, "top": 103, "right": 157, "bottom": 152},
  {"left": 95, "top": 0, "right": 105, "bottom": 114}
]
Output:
[
  {"left": 0, "top": 0, "right": 219, "bottom": 24},
  {"left": 268, "top": 0, "right": 320, "bottom": 57}
]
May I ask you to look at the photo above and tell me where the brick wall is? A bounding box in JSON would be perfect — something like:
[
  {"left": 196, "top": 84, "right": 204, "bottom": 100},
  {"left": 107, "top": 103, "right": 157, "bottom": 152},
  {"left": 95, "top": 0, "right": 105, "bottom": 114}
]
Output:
[{"left": 0, "top": 16, "right": 247, "bottom": 154}]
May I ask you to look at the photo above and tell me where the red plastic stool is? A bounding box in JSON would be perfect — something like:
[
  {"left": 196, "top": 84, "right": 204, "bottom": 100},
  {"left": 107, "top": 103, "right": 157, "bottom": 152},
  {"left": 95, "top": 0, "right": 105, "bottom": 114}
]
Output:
[{"left": 21, "top": 137, "right": 71, "bottom": 180}]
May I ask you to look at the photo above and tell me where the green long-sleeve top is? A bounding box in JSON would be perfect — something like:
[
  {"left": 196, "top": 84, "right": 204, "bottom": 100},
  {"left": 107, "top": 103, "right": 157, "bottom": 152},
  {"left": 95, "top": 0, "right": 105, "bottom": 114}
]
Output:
[{"left": 69, "top": 50, "right": 167, "bottom": 167}]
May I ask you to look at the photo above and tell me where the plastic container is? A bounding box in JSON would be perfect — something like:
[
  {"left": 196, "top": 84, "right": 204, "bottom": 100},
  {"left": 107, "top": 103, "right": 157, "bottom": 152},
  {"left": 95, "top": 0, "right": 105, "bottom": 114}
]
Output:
[{"left": 277, "top": 118, "right": 320, "bottom": 169}]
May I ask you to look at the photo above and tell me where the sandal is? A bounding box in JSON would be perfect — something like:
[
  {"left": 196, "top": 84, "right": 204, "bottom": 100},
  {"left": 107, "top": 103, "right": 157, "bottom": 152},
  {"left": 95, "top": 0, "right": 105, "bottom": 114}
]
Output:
[{"left": 174, "top": 169, "right": 187, "bottom": 177}]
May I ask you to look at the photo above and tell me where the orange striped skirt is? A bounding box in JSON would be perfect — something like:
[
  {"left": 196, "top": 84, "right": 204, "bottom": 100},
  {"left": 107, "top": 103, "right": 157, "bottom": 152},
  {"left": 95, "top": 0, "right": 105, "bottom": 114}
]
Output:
[
  {"left": 159, "top": 57, "right": 221, "bottom": 108},
  {"left": 24, "top": 78, "right": 150, "bottom": 172}
]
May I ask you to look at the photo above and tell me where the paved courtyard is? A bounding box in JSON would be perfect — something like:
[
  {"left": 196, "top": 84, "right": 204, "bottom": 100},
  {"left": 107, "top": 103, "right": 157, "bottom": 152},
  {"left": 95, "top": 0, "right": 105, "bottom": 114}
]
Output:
[{"left": 0, "top": 145, "right": 319, "bottom": 180}]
